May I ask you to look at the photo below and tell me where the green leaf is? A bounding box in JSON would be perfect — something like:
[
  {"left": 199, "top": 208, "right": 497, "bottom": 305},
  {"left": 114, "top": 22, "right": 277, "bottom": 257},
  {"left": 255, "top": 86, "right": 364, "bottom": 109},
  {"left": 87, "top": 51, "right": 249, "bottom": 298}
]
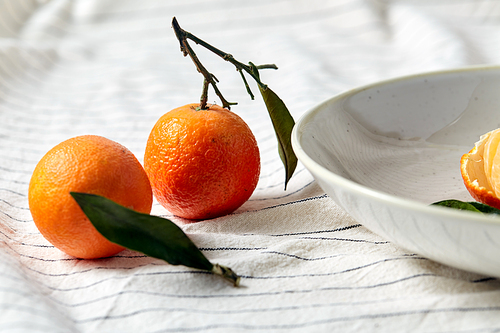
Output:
[
  {"left": 258, "top": 85, "right": 298, "bottom": 190},
  {"left": 70, "top": 192, "right": 240, "bottom": 286},
  {"left": 431, "top": 199, "right": 500, "bottom": 215},
  {"left": 432, "top": 200, "right": 482, "bottom": 213},
  {"left": 247, "top": 62, "right": 297, "bottom": 190},
  {"left": 466, "top": 202, "right": 500, "bottom": 215}
]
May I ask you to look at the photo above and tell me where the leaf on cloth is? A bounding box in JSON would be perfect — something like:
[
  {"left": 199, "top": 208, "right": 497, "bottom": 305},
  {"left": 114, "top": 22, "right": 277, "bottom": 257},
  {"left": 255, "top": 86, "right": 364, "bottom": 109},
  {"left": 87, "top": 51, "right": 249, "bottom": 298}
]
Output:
[{"left": 70, "top": 192, "right": 240, "bottom": 286}]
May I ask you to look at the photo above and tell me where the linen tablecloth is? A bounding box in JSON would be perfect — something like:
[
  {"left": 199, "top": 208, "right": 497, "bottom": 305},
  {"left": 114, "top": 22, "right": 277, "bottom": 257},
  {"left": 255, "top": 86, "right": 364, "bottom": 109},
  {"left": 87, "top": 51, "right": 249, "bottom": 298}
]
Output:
[{"left": 2, "top": 0, "right": 500, "bottom": 332}]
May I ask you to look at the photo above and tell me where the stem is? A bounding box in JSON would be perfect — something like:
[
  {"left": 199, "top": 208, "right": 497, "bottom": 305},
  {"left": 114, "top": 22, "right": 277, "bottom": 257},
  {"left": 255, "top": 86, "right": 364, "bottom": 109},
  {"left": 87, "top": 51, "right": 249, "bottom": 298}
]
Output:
[
  {"left": 200, "top": 79, "right": 209, "bottom": 109},
  {"left": 172, "top": 16, "right": 277, "bottom": 108},
  {"left": 239, "top": 70, "right": 254, "bottom": 100},
  {"left": 173, "top": 18, "right": 235, "bottom": 109},
  {"left": 211, "top": 263, "right": 241, "bottom": 287},
  {"left": 256, "top": 64, "right": 279, "bottom": 70}
]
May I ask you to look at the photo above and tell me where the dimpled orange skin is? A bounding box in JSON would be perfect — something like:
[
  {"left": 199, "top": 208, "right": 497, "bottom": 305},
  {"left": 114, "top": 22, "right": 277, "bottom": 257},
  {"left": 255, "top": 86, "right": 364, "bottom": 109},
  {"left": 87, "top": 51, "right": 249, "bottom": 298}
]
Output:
[
  {"left": 144, "top": 103, "right": 260, "bottom": 220},
  {"left": 29, "top": 135, "right": 153, "bottom": 259}
]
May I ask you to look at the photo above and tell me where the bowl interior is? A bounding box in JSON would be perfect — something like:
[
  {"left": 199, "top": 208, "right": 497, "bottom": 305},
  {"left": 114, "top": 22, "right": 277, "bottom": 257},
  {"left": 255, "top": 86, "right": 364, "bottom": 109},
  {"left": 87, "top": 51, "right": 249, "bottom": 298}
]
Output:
[{"left": 298, "top": 67, "right": 500, "bottom": 205}]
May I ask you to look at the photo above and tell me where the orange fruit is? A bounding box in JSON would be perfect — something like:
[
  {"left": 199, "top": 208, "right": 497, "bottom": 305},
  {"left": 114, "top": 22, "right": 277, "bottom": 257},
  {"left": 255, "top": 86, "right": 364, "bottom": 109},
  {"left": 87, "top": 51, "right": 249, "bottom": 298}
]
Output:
[
  {"left": 29, "top": 135, "right": 153, "bottom": 259},
  {"left": 461, "top": 128, "right": 500, "bottom": 209},
  {"left": 144, "top": 103, "right": 260, "bottom": 220}
]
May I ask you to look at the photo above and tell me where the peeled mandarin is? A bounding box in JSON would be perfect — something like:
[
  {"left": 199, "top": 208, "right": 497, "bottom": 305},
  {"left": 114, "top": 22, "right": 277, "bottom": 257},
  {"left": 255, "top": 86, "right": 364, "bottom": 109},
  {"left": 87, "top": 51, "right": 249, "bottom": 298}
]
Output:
[{"left": 461, "top": 129, "right": 500, "bottom": 209}]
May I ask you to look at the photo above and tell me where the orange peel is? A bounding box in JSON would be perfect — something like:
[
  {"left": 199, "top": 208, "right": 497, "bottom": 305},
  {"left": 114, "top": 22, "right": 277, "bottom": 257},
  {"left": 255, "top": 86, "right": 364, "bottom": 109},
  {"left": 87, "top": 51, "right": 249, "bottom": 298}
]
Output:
[{"left": 461, "top": 129, "right": 500, "bottom": 209}]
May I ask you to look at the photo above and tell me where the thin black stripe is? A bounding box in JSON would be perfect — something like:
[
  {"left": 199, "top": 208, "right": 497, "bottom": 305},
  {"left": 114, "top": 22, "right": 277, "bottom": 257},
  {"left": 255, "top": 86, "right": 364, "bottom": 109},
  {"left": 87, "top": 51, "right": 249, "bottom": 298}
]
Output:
[
  {"left": 44, "top": 273, "right": 477, "bottom": 308},
  {"left": 156, "top": 192, "right": 327, "bottom": 220},
  {"left": 0, "top": 198, "right": 30, "bottom": 210},
  {"left": 0, "top": 177, "right": 29, "bottom": 186},
  {"left": 0, "top": 165, "right": 32, "bottom": 174},
  {"left": 73, "top": 304, "right": 500, "bottom": 327},
  {"left": 266, "top": 224, "right": 362, "bottom": 237},
  {"left": 30, "top": 253, "right": 419, "bottom": 279},
  {"left": 242, "top": 257, "right": 429, "bottom": 279},
  {"left": 248, "top": 191, "right": 326, "bottom": 207},
  {"left": 0, "top": 209, "right": 32, "bottom": 223},
  {"left": 0, "top": 252, "right": 445, "bottom": 295},
  {"left": 0, "top": 229, "right": 53, "bottom": 248},
  {"left": 300, "top": 236, "right": 390, "bottom": 245},
  {"left": 0, "top": 188, "right": 25, "bottom": 197},
  {"left": 198, "top": 247, "right": 267, "bottom": 251},
  {"left": 147, "top": 306, "right": 500, "bottom": 332},
  {"left": 261, "top": 251, "right": 346, "bottom": 262}
]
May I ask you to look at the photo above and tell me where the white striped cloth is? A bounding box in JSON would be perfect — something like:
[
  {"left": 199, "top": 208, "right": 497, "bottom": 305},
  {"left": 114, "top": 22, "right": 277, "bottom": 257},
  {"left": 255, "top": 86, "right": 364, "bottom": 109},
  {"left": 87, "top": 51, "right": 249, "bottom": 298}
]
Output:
[{"left": 2, "top": 0, "right": 500, "bottom": 332}]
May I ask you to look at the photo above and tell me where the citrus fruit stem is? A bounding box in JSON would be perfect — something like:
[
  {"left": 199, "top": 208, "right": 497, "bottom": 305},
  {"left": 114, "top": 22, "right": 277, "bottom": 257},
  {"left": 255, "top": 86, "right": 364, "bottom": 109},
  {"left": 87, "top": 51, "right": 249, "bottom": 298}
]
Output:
[
  {"left": 211, "top": 263, "right": 241, "bottom": 287},
  {"left": 172, "top": 16, "right": 276, "bottom": 109}
]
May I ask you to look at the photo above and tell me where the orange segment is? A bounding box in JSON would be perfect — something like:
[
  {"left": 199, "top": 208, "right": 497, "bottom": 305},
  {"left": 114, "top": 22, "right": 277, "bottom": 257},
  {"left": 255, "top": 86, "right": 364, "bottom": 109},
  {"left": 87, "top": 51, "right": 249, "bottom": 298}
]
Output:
[
  {"left": 461, "top": 130, "right": 500, "bottom": 209},
  {"left": 483, "top": 130, "right": 497, "bottom": 191},
  {"left": 485, "top": 129, "right": 500, "bottom": 197}
]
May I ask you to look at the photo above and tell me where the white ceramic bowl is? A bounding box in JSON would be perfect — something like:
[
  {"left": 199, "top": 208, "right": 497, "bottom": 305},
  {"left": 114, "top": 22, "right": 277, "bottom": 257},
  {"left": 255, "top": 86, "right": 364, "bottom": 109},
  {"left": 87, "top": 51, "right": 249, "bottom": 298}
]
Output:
[{"left": 292, "top": 65, "right": 500, "bottom": 278}]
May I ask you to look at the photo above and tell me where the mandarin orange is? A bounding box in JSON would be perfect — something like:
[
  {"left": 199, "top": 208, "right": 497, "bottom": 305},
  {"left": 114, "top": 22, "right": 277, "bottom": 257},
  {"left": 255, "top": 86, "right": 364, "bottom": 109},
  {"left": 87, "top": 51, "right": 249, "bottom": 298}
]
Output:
[
  {"left": 144, "top": 103, "right": 260, "bottom": 220},
  {"left": 461, "top": 129, "right": 500, "bottom": 209},
  {"left": 29, "top": 135, "right": 153, "bottom": 259}
]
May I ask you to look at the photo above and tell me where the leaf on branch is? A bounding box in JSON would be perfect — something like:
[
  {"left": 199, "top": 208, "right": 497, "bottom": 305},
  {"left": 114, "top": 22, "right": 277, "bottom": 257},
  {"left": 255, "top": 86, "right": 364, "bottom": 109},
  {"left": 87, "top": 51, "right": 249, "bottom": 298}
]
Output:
[
  {"left": 258, "top": 85, "right": 298, "bottom": 190},
  {"left": 172, "top": 18, "right": 297, "bottom": 189}
]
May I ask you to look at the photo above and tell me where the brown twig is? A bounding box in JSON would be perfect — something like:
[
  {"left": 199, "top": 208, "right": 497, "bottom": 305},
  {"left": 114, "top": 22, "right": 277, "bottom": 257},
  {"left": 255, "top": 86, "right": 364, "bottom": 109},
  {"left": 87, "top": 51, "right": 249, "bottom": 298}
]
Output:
[{"left": 172, "top": 16, "right": 277, "bottom": 109}]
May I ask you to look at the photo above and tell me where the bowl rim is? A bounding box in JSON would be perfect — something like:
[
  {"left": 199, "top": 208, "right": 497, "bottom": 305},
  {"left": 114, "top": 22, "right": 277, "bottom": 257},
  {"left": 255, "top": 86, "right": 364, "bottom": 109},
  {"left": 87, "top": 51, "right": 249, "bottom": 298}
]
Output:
[{"left": 291, "top": 64, "right": 500, "bottom": 226}]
